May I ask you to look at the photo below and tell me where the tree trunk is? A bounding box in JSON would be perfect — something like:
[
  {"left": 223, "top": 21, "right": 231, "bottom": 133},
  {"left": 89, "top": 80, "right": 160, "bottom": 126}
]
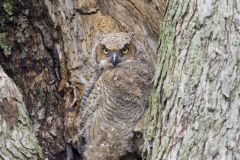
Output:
[
  {"left": 1, "top": 0, "right": 66, "bottom": 159},
  {"left": 0, "top": 65, "right": 43, "bottom": 159},
  {"left": 146, "top": 0, "right": 240, "bottom": 159},
  {"left": 0, "top": 0, "right": 165, "bottom": 159}
]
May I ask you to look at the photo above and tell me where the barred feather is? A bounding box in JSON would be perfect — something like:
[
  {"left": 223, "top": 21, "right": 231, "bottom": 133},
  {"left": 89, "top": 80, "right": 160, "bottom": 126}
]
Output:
[{"left": 78, "top": 33, "right": 153, "bottom": 160}]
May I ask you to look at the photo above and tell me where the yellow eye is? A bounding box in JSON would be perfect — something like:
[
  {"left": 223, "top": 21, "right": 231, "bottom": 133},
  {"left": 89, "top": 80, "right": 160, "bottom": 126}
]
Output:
[
  {"left": 134, "top": 131, "right": 142, "bottom": 138},
  {"left": 121, "top": 47, "right": 129, "bottom": 54},
  {"left": 102, "top": 47, "right": 109, "bottom": 54}
]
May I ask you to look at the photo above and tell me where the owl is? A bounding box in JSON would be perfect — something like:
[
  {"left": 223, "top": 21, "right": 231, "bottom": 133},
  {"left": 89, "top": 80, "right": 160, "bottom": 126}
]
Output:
[{"left": 78, "top": 32, "right": 153, "bottom": 160}]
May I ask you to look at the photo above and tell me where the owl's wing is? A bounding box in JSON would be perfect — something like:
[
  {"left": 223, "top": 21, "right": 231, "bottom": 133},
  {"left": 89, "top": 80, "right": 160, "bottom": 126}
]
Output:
[
  {"left": 77, "top": 68, "right": 103, "bottom": 154},
  {"left": 79, "top": 67, "right": 103, "bottom": 122},
  {"left": 77, "top": 89, "right": 100, "bottom": 155}
]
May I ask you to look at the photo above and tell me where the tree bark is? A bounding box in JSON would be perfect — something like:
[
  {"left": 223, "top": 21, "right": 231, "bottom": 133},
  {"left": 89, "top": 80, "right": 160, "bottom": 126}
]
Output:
[
  {"left": 146, "top": 0, "right": 240, "bottom": 159},
  {"left": 1, "top": 0, "right": 66, "bottom": 159},
  {"left": 0, "top": 65, "right": 43, "bottom": 159}
]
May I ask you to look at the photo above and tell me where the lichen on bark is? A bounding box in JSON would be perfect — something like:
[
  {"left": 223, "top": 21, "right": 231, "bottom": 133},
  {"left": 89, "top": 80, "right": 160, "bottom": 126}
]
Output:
[
  {"left": 147, "top": 0, "right": 240, "bottom": 159},
  {"left": 0, "top": 0, "right": 14, "bottom": 57},
  {"left": 0, "top": 66, "right": 43, "bottom": 160}
]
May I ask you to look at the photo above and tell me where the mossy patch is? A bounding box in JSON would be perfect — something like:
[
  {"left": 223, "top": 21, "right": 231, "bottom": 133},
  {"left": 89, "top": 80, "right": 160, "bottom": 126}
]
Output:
[
  {"left": 0, "top": 0, "right": 15, "bottom": 57},
  {"left": 3, "top": 0, "right": 13, "bottom": 16},
  {"left": 0, "top": 33, "right": 12, "bottom": 57}
]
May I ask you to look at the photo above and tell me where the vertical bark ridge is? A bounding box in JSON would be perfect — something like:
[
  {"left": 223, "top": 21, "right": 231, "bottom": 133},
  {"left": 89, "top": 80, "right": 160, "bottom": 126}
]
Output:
[{"left": 147, "top": 0, "right": 240, "bottom": 159}]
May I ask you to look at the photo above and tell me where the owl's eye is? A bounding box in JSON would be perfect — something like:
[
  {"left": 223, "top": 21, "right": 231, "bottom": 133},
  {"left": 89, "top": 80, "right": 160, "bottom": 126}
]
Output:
[
  {"left": 121, "top": 47, "right": 129, "bottom": 55},
  {"left": 134, "top": 131, "right": 142, "bottom": 138},
  {"left": 102, "top": 47, "right": 109, "bottom": 54}
]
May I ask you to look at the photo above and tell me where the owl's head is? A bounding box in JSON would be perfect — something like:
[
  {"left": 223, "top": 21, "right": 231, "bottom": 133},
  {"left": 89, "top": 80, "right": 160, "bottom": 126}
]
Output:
[{"left": 94, "top": 32, "right": 136, "bottom": 67}]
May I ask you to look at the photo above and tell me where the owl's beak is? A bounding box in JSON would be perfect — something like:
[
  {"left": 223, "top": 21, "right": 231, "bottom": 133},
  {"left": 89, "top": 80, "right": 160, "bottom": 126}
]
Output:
[{"left": 109, "top": 52, "right": 121, "bottom": 67}]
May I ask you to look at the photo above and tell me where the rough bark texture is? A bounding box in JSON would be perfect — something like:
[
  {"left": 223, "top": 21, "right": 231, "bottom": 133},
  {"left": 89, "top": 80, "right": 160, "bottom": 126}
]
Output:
[
  {"left": 1, "top": 0, "right": 66, "bottom": 159},
  {"left": 0, "top": 65, "right": 43, "bottom": 159},
  {"left": 0, "top": 0, "right": 165, "bottom": 159},
  {"left": 146, "top": 0, "right": 240, "bottom": 159}
]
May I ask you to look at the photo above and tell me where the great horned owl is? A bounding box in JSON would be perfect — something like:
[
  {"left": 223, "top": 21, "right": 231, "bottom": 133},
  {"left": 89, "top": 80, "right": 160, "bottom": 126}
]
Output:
[{"left": 78, "top": 32, "right": 153, "bottom": 160}]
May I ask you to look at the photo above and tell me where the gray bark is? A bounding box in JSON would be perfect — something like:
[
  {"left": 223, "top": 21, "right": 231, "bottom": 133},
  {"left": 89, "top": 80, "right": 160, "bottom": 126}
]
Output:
[
  {"left": 146, "top": 0, "right": 240, "bottom": 160},
  {"left": 0, "top": 66, "right": 43, "bottom": 159}
]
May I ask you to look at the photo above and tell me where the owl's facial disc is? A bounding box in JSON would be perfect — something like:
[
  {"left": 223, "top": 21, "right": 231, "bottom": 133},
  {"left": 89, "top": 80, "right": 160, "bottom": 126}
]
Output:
[
  {"left": 108, "top": 51, "right": 122, "bottom": 67},
  {"left": 96, "top": 42, "right": 135, "bottom": 67}
]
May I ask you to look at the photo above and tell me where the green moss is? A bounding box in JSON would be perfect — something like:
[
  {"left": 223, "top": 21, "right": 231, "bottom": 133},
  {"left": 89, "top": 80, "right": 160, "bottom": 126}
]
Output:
[
  {"left": 36, "top": 88, "right": 47, "bottom": 104},
  {"left": 28, "top": 130, "right": 44, "bottom": 159},
  {"left": 0, "top": 33, "right": 12, "bottom": 56},
  {"left": 0, "top": 0, "right": 14, "bottom": 56},
  {"left": 1, "top": 0, "right": 14, "bottom": 25},
  {"left": 3, "top": 0, "right": 13, "bottom": 16},
  {"left": 36, "top": 142, "right": 44, "bottom": 159},
  {"left": 145, "top": 91, "right": 160, "bottom": 140},
  {"left": 146, "top": 21, "right": 176, "bottom": 139},
  {"left": 17, "top": 104, "right": 44, "bottom": 159},
  {"left": 154, "top": 22, "right": 175, "bottom": 88}
]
